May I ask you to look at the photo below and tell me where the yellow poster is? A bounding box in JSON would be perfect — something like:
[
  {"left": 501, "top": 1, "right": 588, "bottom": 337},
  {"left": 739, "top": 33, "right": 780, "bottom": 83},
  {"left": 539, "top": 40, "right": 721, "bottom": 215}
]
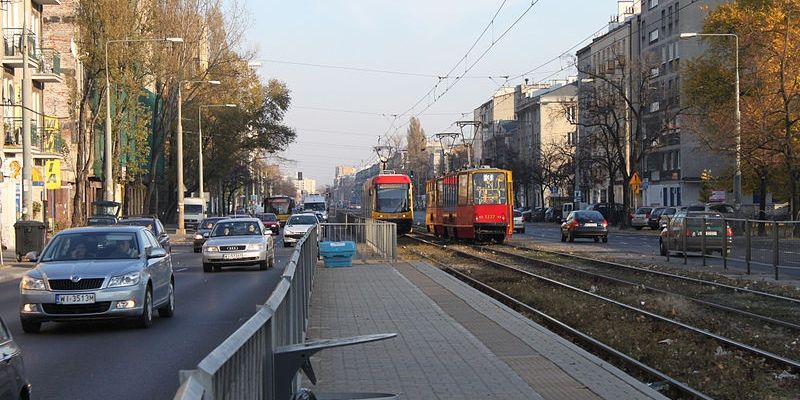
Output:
[{"left": 45, "top": 159, "right": 61, "bottom": 189}]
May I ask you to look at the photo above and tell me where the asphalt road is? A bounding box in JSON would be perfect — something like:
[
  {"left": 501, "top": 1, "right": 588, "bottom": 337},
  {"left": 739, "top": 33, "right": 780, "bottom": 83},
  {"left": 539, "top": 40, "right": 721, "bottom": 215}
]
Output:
[{"left": 0, "top": 237, "right": 296, "bottom": 400}]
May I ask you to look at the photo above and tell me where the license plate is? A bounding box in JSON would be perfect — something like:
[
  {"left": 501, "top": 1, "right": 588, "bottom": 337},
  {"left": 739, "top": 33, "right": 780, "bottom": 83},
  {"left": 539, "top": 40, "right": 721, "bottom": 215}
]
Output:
[
  {"left": 705, "top": 231, "right": 718, "bottom": 236},
  {"left": 584, "top": 223, "right": 597, "bottom": 227},
  {"left": 223, "top": 253, "right": 245, "bottom": 260},
  {"left": 56, "top": 293, "right": 95, "bottom": 305}
]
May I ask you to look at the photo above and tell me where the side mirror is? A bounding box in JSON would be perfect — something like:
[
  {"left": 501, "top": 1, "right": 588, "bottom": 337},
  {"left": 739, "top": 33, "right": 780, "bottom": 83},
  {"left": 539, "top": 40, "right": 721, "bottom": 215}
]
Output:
[
  {"left": 147, "top": 248, "right": 168, "bottom": 259},
  {"left": 25, "top": 251, "right": 38, "bottom": 263}
]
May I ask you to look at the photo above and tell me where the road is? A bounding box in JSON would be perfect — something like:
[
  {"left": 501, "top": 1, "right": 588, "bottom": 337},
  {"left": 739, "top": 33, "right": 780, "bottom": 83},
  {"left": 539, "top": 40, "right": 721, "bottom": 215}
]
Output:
[
  {"left": 0, "top": 238, "right": 296, "bottom": 400},
  {"left": 516, "top": 222, "right": 800, "bottom": 280}
]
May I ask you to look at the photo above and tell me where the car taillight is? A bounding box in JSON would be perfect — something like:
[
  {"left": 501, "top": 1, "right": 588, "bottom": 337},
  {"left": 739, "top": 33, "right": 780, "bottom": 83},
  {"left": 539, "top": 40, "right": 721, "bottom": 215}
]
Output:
[
  {"left": 685, "top": 229, "right": 693, "bottom": 237},
  {"left": 727, "top": 226, "right": 734, "bottom": 237},
  {"left": 602, "top": 219, "right": 608, "bottom": 228}
]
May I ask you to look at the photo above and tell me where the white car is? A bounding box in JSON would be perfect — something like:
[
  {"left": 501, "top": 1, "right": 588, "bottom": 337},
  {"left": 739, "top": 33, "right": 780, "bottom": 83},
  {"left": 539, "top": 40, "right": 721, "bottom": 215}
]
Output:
[
  {"left": 282, "top": 214, "right": 319, "bottom": 247},
  {"left": 202, "top": 218, "right": 275, "bottom": 272},
  {"left": 513, "top": 209, "right": 525, "bottom": 234}
]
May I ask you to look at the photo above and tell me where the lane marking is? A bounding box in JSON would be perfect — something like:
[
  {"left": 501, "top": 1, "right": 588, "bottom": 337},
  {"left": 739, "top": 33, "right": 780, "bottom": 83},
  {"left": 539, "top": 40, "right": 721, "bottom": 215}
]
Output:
[{"left": 176, "top": 267, "right": 188, "bottom": 272}]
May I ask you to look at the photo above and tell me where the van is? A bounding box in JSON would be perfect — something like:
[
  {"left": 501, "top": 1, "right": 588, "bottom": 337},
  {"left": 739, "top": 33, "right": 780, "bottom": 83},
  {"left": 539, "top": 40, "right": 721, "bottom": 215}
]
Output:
[{"left": 184, "top": 197, "right": 205, "bottom": 229}]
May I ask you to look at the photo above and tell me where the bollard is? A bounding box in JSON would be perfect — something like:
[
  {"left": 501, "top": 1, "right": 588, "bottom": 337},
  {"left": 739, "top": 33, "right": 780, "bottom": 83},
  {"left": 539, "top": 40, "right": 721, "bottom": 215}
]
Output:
[
  {"left": 701, "top": 216, "right": 707, "bottom": 267},
  {"left": 682, "top": 217, "right": 688, "bottom": 265},
  {"left": 773, "top": 222, "right": 780, "bottom": 280},
  {"left": 745, "top": 220, "right": 752, "bottom": 275}
]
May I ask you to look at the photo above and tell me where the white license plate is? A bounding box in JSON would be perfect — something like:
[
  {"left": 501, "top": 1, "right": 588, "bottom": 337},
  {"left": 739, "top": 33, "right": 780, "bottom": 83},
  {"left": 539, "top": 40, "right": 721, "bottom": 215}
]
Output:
[
  {"left": 223, "top": 253, "right": 245, "bottom": 260},
  {"left": 584, "top": 223, "right": 598, "bottom": 227},
  {"left": 56, "top": 293, "right": 95, "bottom": 305},
  {"left": 705, "top": 231, "right": 718, "bottom": 236}
]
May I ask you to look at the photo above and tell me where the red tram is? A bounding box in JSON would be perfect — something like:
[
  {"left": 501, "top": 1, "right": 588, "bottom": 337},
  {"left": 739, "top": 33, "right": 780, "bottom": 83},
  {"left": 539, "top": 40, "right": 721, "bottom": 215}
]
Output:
[{"left": 425, "top": 167, "right": 514, "bottom": 243}]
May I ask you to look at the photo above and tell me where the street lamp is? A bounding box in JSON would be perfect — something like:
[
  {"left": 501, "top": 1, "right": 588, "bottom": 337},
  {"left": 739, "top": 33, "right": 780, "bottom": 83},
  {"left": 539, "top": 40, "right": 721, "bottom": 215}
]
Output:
[
  {"left": 198, "top": 103, "right": 237, "bottom": 207},
  {"left": 176, "top": 79, "right": 221, "bottom": 234},
  {"left": 680, "top": 32, "right": 741, "bottom": 211},
  {"left": 103, "top": 37, "right": 183, "bottom": 202}
]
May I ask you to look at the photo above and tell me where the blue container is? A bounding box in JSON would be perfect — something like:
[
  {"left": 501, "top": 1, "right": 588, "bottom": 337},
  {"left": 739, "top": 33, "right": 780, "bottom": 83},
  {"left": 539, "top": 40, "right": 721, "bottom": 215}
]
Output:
[{"left": 320, "top": 241, "right": 356, "bottom": 268}]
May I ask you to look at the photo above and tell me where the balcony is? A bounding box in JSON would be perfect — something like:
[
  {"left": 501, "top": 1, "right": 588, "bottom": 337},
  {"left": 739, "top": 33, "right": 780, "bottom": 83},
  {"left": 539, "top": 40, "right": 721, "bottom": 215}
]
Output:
[
  {"left": 32, "top": 49, "right": 63, "bottom": 83},
  {"left": 3, "top": 117, "right": 65, "bottom": 154},
  {"left": 3, "top": 28, "right": 41, "bottom": 69}
]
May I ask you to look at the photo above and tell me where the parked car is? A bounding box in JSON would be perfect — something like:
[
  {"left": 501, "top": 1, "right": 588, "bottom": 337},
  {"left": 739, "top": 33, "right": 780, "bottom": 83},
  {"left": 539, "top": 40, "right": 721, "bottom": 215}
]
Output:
[
  {"left": 202, "top": 218, "right": 275, "bottom": 272},
  {"left": 282, "top": 214, "right": 319, "bottom": 247},
  {"left": 256, "top": 213, "right": 281, "bottom": 234},
  {"left": 657, "top": 207, "right": 678, "bottom": 228},
  {"left": 530, "top": 207, "right": 546, "bottom": 222},
  {"left": 118, "top": 215, "right": 171, "bottom": 253},
  {"left": 659, "top": 211, "right": 732, "bottom": 256},
  {"left": 544, "top": 207, "right": 562, "bottom": 223},
  {"left": 87, "top": 215, "right": 117, "bottom": 226},
  {"left": 560, "top": 210, "right": 609, "bottom": 243},
  {"left": 648, "top": 207, "right": 666, "bottom": 229},
  {"left": 0, "top": 316, "right": 30, "bottom": 400},
  {"left": 513, "top": 210, "right": 525, "bottom": 234},
  {"left": 520, "top": 207, "right": 532, "bottom": 222},
  {"left": 630, "top": 207, "right": 653, "bottom": 230},
  {"left": 585, "top": 203, "right": 625, "bottom": 226},
  {"left": 193, "top": 217, "right": 226, "bottom": 253},
  {"left": 19, "top": 226, "right": 174, "bottom": 333}
]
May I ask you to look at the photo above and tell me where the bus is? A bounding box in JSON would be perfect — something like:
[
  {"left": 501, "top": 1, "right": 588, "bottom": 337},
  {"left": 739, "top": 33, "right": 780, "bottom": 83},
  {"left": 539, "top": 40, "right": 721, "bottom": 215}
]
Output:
[{"left": 262, "top": 196, "right": 296, "bottom": 226}]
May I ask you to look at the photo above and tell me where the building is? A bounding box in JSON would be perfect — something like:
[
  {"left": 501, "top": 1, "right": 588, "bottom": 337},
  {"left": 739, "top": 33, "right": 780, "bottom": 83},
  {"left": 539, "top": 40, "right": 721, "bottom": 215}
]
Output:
[
  {"left": 335, "top": 165, "right": 354, "bottom": 178},
  {"left": 1, "top": 0, "right": 64, "bottom": 250},
  {"left": 473, "top": 86, "right": 516, "bottom": 166},
  {"left": 293, "top": 177, "right": 316, "bottom": 202}
]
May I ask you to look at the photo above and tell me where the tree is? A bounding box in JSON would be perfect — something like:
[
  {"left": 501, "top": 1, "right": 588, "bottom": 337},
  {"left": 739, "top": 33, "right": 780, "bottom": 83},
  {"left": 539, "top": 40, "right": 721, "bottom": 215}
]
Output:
[
  {"left": 404, "top": 117, "right": 430, "bottom": 197},
  {"left": 683, "top": 0, "right": 800, "bottom": 220}
]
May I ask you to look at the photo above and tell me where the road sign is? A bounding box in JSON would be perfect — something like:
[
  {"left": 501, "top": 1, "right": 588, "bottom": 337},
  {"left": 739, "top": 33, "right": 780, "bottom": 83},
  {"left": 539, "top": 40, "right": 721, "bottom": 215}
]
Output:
[
  {"left": 629, "top": 172, "right": 641, "bottom": 188},
  {"left": 45, "top": 160, "right": 61, "bottom": 190}
]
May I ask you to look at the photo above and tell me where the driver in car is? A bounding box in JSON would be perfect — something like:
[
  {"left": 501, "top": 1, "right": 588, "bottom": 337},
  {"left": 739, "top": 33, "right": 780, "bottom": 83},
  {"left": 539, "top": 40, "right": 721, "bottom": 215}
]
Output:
[{"left": 111, "top": 240, "right": 137, "bottom": 258}]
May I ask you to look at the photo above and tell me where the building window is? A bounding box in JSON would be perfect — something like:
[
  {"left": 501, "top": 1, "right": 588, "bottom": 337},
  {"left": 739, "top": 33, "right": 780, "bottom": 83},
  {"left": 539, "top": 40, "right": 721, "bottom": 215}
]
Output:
[
  {"left": 674, "top": 41, "right": 680, "bottom": 59},
  {"left": 650, "top": 101, "right": 660, "bottom": 112},
  {"left": 649, "top": 0, "right": 659, "bottom": 9},
  {"left": 651, "top": 67, "right": 660, "bottom": 78},
  {"left": 649, "top": 29, "right": 659, "bottom": 43}
]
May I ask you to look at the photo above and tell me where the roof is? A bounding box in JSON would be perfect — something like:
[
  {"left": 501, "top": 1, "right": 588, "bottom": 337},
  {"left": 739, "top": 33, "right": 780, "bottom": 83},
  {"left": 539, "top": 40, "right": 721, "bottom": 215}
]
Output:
[
  {"left": 58, "top": 226, "right": 145, "bottom": 235},
  {"left": 372, "top": 174, "right": 412, "bottom": 184}
]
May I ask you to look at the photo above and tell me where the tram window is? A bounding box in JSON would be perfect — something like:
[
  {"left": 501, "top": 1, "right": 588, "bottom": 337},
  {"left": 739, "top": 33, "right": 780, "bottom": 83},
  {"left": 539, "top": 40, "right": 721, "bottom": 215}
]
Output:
[
  {"left": 473, "top": 172, "right": 508, "bottom": 205},
  {"left": 436, "top": 180, "right": 443, "bottom": 207},
  {"left": 458, "top": 174, "right": 469, "bottom": 205}
]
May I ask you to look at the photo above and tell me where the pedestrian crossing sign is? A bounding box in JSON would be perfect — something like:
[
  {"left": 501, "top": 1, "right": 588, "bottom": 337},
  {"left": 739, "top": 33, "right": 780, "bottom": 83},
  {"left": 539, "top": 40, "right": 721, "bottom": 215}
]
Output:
[{"left": 45, "top": 159, "right": 61, "bottom": 190}]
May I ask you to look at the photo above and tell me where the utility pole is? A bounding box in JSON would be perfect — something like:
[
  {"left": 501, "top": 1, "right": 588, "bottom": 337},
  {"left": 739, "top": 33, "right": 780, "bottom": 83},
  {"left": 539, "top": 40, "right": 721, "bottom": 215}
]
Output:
[
  {"left": 21, "top": 0, "right": 33, "bottom": 220},
  {"left": 456, "top": 121, "right": 481, "bottom": 168}
]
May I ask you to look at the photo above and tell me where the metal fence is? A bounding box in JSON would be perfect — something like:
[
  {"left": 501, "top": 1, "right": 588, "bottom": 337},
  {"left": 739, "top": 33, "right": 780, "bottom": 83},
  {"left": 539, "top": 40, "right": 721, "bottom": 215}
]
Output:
[
  {"left": 663, "top": 217, "right": 800, "bottom": 280},
  {"left": 174, "top": 227, "right": 318, "bottom": 400},
  {"left": 319, "top": 220, "right": 397, "bottom": 262}
]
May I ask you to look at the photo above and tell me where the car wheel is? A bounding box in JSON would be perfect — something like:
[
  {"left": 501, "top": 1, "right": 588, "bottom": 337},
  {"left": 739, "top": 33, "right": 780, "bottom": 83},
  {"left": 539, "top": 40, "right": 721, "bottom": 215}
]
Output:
[
  {"left": 602, "top": 236, "right": 608, "bottom": 243},
  {"left": 269, "top": 255, "right": 275, "bottom": 268},
  {"left": 521, "top": 228, "right": 526, "bottom": 234},
  {"left": 259, "top": 259, "right": 269, "bottom": 270},
  {"left": 568, "top": 232, "right": 575, "bottom": 242},
  {"left": 594, "top": 237, "right": 600, "bottom": 243},
  {"left": 560, "top": 233, "right": 566, "bottom": 242},
  {"left": 203, "top": 263, "right": 212, "bottom": 273},
  {"left": 158, "top": 281, "right": 175, "bottom": 318},
  {"left": 137, "top": 288, "right": 153, "bottom": 329},
  {"left": 193, "top": 247, "right": 200, "bottom": 253},
  {"left": 213, "top": 265, "right": 222, "bottom": 272},
  {"left": 659, "top": 239, "right": 667, "bottom": 256},
  {"left": 283, "top": 242, "right": 291, "bottom": 248},
  {"left": 20, "top": 319, "right": 40, "bottom": 334},
  {"left": 634, "top": 226, "right": 642, "bottom": 230}
]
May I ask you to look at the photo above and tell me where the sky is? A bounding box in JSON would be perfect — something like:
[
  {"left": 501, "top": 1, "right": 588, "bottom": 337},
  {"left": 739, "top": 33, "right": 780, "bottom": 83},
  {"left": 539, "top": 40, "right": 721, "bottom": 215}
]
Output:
[{"left": 227, "top": 0, "right": 621, "bottom": 187}]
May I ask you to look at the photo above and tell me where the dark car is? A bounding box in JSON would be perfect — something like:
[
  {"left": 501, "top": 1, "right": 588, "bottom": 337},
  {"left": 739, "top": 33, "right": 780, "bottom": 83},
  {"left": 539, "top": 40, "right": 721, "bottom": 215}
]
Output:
[
  {"left": 659, "top": 211, "right": 732, "bottom": 256},
  {"left": 560, "top": 210, "right": 608, "bottom": 243},
  {"left": 87, "top": 216, "right": 117, "bottom": 226},
  {"left": 118, "top": 216, "right": 171, "bottom": 253},
  {"left": 648, "top": 207, "right": 666, "bottom": 229},
  {"left": 193, "top": 217, "right": 226, "bottom": 253},
  {"left": 529, "top": 207, "right": 545, "bottom": 222},
  {"left": 544, "top": 207, "right": 562, "bottom": 223},
  {"left": 0, "top": 316, "right": 30, "bottom": 400},
  {"left": 585, "top": 203, "right": 625, "bottom": 226},
  {"left": 256, "top": 213, "right": 280, "bottom": 234}
]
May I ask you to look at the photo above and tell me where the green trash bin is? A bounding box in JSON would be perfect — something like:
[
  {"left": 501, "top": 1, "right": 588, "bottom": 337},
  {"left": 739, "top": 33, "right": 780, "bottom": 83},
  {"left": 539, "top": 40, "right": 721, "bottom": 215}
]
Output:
[{"left": 13, "top": 220, "right": 46, "bottom": 262}]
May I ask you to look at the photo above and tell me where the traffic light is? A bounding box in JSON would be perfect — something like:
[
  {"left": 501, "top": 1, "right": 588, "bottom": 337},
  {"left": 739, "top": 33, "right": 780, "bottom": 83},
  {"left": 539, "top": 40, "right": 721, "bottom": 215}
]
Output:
[{"left": 410, "top": 170, "right": 415, "bottom": 179}]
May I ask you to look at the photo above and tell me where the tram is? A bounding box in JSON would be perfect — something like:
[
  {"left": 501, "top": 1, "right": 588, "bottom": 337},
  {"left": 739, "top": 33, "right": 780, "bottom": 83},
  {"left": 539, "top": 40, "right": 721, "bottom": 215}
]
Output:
[
  {"left": 362, "top": 172, "right": 414, "bottom": 234},
  {"left": 425, "top": 167, "right": 514, "bottom": 243},
  {"left": 262, "top": 195, "right": 296, "bottom": 226}
]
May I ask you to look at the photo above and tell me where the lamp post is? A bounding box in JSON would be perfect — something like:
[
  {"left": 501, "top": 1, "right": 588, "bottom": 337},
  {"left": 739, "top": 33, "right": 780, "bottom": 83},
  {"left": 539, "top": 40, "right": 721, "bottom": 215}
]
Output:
[
  {"left": 680, "top": 32, "right": 741, "bottom": 211},
  {"left": 175, "top": 80, "right": 221, "bottom": 234},
  {"left": 197, "top": 103, "right": 236, "bottom": 208},
  {"left": 103, "top": 36, "right": 183, "bottom": 202}
]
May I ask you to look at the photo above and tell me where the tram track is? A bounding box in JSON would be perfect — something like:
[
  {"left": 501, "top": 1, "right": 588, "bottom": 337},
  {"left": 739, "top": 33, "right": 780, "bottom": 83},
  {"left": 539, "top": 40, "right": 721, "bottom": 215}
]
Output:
[{"left": 402, "top": 233, "right": 800, "bottom": 399}]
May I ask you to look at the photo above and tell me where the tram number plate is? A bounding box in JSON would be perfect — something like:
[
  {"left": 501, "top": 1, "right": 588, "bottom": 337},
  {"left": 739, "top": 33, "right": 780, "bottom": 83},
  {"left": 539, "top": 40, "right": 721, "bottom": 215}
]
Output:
[{"left": 56, "top": 293, "right": 95, "bottom": 304}]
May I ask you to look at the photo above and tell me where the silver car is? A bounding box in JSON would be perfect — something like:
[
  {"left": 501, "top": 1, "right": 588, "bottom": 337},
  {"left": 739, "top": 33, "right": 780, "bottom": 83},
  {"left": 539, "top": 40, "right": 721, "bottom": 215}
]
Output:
[
  {"left": 0, "top": 317, "right": 30, "bottom": 400},
  {"left": 202, "top": 218, "right": 275, "bottom": 272},
  {"left": 19, "top": 226, "right": 174, "bottom": 333}
]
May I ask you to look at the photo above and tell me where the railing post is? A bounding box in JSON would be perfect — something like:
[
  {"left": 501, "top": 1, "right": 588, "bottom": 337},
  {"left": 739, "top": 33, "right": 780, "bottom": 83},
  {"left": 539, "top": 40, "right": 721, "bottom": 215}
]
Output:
[
  {"left": 682, "top": 217, "right": 688, "bottom": 265},
  {"left": 722, "top": 218, "right": 728, "bottom": 270},
  {"left": 745, "top": 220, "right": 752, "bottom": 275},
  {"left": 773, "top": 222, "right": 780, "bottom": 280},
  {"left": 701, "top": 216, "right": 707, "bottom": 267}
]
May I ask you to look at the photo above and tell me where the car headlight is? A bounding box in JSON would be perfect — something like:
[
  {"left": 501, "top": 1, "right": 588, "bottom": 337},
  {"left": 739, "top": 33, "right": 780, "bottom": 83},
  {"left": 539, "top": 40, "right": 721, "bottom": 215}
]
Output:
[
  {"left": 21, "top": 275, "right": 45, "bottom": 290},
  {"left": 205, "top": 246, "right": 219, "bottom": 252},
  {"left": 247, "top": 243, "right": 265, "bottom": 251},
  {"left": 108, "top": 272, "right": 141, "bottom": 288},
  {"left": 194, "top": 233, "right": 204, "bottom": 240}
]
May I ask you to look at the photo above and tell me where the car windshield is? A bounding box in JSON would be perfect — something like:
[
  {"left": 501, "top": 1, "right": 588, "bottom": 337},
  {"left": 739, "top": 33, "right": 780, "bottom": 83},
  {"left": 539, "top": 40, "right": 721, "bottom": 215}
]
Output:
[
  {"left": 185, "top": 204, "right": 203, "bottom": 214},
  {"left": 40, "top": 232, "right": 140, "bottom": 261},
  {"left": 288, "top": 215, "right": 318, "bottom": 225},
  {"left": 376, "top": 184, "right": 410, "bottom": 213},
  {"left": 473, "top": 172, "right": 508, "bottom": 205},
  {"left": 514, "top": 210, "right": 522, "bottom": 217},
  {"left": 211, "top": 221, "right": 262, "bottom": 237},
  {"left": 634, "top": 207, "right": 652, "bottom": 214},
  {"left": 574, "top": 211, "right": 604, "bottom": 222},
  {"left": 118, "top": 219, "right": 157, "bottom": 234},
  {"left": 305, "top": 203, "right": 326, "bottom": 212},
  {"left": 200, "top": 218, "right": 224, "bottom": 230}
]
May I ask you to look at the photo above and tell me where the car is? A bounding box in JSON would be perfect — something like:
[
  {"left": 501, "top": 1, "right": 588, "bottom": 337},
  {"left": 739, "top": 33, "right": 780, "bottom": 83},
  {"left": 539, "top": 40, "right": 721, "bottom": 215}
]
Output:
[
  {"left": 544, "top": 207, "right": 561, "bottom": 223},
  {"left": 202, "top": 218, "right": 275, "bottom": 272},
  {"left": 0, "top": 316, "right": 30, "bottom": 400},
  {"left": 560, "top": 210, "right": 609, "bottom": 243},
  {"left": 648, "top": 207, "right": 667, "bottom": 229},
  {"left": 528, "top": 207, "right": 545, "bottom": 222},
  {"left": 630, "top": 206, "right": 653, "bottom": 230},
  {"left": 584, "top": 203, "right": 625, "bottom": 226},
  {"left": 513, "top": 209, "right": 525, "bottom": 233},
  {"left": 657, "top": 207, "right": 678, "bottom": 228},
  {"left": 118, "top": 215, "right": 171, "bottom": 253},
  {"left": 19, "top": 226, "right": 174, "bottom": 333},
  {"left": 706, "top": 203, "right": 735, "bottom": 217},
  {"left": 255, "top": 213, "right": 281, "bottom": 234},
  {"left": 282, "top": 213, "right": 319, "bottom": 247},
  {"left": 87, "top": 215, "right": 117, "bottom": 226},
  {"left": 659, "top": 211, "right": 732, "bottom": 256},
  {"left": 193, "top": 217, "right": 226, "bottom": 253}
]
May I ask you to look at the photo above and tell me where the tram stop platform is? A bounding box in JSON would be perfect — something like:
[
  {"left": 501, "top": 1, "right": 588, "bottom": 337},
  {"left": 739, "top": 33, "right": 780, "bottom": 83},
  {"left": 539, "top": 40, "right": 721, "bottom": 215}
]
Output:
[{"left": 306, "top": 261, "right": 668, "bottom": 400}]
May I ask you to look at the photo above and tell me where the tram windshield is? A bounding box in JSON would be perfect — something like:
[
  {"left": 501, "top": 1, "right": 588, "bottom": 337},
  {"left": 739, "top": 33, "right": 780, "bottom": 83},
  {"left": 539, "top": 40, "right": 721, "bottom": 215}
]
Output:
[
  {"left": 375, "top": 184, "right": 410, "bottom": 213},
  {"left": 473, "top": 173, "right": 507, "bottom": 205},
  {"left": 265, "top": 198, "right": 292, "bottom": 215}
]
